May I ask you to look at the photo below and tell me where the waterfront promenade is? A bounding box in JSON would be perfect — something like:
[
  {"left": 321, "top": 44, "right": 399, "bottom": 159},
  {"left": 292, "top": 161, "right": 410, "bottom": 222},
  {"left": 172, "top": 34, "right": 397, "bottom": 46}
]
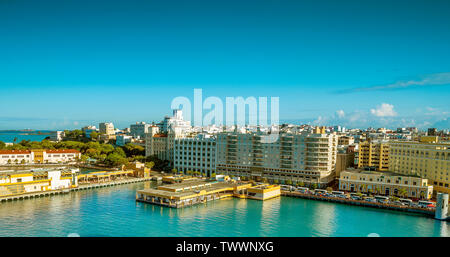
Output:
[{"left": 282, "top": 191, "right": 436, "bottom": 217}]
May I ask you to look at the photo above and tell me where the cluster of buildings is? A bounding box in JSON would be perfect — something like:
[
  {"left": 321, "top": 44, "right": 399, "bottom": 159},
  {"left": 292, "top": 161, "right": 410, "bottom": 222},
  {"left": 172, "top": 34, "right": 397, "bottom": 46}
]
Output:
[
  {"left": 139, "top": 110, "right": 449, "bottom": 200},
  {"left": 0, "top": 149, "right": 81, "bottom": 165},
  {"left": 0, "top": 168, "right": 79, "bottom": 197},
  {"left": 69, "top": 109, "right": 449, "bottom": 201},
  {"left": 0, "top": 162, "right": 151, "bottom": 199}
]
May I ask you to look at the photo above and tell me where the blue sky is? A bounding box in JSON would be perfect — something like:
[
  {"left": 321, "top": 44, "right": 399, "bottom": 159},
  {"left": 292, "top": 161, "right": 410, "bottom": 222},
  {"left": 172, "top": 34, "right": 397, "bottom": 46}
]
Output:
[{"left": 0, "top": 0, "right": 449, "bottom": 130}]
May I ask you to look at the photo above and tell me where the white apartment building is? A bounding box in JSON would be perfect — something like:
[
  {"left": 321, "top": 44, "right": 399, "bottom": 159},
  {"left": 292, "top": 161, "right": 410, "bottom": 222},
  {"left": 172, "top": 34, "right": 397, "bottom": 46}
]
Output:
[
  {"left": 99, "top": 122, "right": 115, "bottom": 135},
  {"left": 158, "top": 109, "right": 191, "bottom": 133},
  {"left": 173, "top": 134, "right": 217, "bottom": 177},
  {"left": 145, "top": 125, "right": 179, "bottom": 161},
  {"left": 130, "top": 122, "right": 151, "bottom": 139},
  {"left": 216, "top": 131, "right": 338, "bottom": 187},
  {"left": 116, "top": 135, "right": 132, "bottom": 146},
  {"left": 145, "top": 111, "right": 191, "bottom": 161},
  {"left": 0, "top": 150, "right": 33, "bottom": 165},
  {"left": 0, "top": 150, "right": 81, "bottom": 165},
  {"left": 50, "top": 131, "right": 65, "bottom": 142}
]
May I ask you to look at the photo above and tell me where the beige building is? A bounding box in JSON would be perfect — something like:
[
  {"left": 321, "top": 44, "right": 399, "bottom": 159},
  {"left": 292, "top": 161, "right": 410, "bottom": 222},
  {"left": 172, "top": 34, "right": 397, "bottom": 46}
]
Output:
[
  {"left": 173, "top": 135, "right": 216, "bottom": 177},
  {"left": 216, "top": 131, "right": 338, "bottom": 187},
  {"left": 335, "top": 152, "right": 355, "bottom": 178},
  {"left": 338, "top": 136, "right": 354, "bottom": 146},
  {"left": 0, "top": 149, "right": 81, "bottom": 165},
  {"left": 99, "top": 122, "right": 115, "bottom": 135},
  {"left": 0, "top": 169, "right": 79, "bottom": 197},
  {"left": 389, "top": 137, "right": 450, "bottom": 194},
  {"left": 357, "top": 140, "right": 389, "bottom": 171},
  {"left": 339, "top": 169, "right": 433, "bottom": 199}
]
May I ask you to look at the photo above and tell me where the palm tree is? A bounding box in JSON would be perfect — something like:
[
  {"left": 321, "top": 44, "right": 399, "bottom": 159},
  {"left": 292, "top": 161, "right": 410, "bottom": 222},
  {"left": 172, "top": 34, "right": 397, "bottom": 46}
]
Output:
[
  {"left": 398, "top": 188, "right": 408, "bottom": 198},
  {"left": 420, "top": 191, "right": 426, "bottom": 200}
]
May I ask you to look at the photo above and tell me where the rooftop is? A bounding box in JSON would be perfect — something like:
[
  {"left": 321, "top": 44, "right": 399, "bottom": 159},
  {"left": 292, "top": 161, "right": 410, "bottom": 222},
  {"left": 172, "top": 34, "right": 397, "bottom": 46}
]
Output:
[{"left": 343, "top": 168, "right": 422, "bottom": 178}]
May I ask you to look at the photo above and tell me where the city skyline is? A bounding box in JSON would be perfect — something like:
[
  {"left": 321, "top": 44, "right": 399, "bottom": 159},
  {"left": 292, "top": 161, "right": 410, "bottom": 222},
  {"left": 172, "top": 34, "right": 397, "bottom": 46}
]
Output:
[{"left": 1, "top": 0, "right": 449, "bottom": 130}]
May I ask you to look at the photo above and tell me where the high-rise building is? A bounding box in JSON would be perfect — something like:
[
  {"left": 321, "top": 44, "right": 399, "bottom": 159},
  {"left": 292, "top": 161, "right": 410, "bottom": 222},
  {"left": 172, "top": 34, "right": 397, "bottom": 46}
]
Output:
[
  {"left": 145, "top": 126, "right": 185, "bottom": 162},
  {"left": 82, "top": 126, "right": 97, "bottom": 138},
  {"left": 428, "top": 128, "right": 437, "bottom": 136},
  {"left": 389, "top": 137, "right": 450, "bottom": 194},
  {"left": 130, "top": 122, "right": 151, "bottom": 139},
  {"left": 49, "top": 131, "right": 65, "bottom": 142},
  {"left": 173, "top": 134, "right": 216, "bottom": 177},
  {"left": 99, "top": 122, "right": 115, "bottom": 135},
  {"left": 158, "top": 109, "right": 191, "bottom": 133},
  {"left": 215, "top": 131, "right": 338, "bottom": 187},
  {"left": 357, "top": 140, "right": 390, "bottom": 171}
]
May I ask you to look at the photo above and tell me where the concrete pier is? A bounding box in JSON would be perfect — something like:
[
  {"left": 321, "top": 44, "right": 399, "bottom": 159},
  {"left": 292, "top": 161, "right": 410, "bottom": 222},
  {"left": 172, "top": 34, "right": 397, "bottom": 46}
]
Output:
[
  {"left": 435, "top": 193, "right": 449, "bottom": 220},
  {"left": 0, "top": 189, "right": 70, "bottom": 202},
  {"left": 282, "top": 191, "right": 436, "bottom": 218}
]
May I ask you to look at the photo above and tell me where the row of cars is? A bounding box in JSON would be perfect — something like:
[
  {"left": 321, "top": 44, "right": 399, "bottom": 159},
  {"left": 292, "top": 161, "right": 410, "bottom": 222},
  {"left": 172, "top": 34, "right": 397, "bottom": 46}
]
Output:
[{"left": 280, "top": 185, "right": 436, "bottom": 209}]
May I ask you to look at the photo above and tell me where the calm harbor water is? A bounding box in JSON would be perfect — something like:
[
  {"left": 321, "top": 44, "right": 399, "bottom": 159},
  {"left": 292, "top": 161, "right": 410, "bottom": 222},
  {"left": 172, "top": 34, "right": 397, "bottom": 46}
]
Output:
[
  {"left": 0, "top": 181, "right": 448, "bottom": 237},
  {"left": 0, "top": 131, "right": 51, "bottom": 143}
]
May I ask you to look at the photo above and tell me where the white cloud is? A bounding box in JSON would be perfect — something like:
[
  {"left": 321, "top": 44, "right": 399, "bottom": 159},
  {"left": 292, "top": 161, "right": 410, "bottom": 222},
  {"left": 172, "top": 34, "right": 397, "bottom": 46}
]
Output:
[
  {"left": 336, "top": 72, "right": 450, "bottom": 93},
  {"left": 336, "top": 110, "right": 345, "bottom": 118},
  {"left": 370, "top": 103, "right": 397, "bottom": 117}
]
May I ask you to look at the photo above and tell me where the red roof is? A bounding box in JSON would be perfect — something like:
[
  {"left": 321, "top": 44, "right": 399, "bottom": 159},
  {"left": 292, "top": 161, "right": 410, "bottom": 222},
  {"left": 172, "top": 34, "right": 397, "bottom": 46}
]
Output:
[
  {"left": 0, "top": 149, "right": 80, "bottom": 155},
  {"left": 46, "top": 149, "right": 81, "bottom": 154},
  {"left": 0, "top": 150, "right": 31, "bottom": 155}
]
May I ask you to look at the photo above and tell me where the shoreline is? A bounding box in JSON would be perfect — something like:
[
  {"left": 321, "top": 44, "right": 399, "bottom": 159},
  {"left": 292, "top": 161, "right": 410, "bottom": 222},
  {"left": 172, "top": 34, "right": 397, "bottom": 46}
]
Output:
[{"left": 282, "top": 191, "right": 437, "bottom": 219}]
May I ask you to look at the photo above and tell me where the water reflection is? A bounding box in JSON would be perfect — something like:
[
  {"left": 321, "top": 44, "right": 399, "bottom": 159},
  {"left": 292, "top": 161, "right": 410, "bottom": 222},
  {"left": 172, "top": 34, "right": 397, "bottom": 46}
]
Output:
[
  {"left": 310, "top": 202, "right": 336, "bottom": 237},
  {"left": 0, "top": 182, "right": 448, "bottom": 237},
  {"left": 259, "top": 197, "right": 281, "bottom": 236}
]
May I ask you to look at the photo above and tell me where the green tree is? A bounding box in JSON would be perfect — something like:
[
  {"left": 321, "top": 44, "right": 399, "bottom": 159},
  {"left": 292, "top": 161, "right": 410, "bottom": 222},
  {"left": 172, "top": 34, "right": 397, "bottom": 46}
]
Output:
[
  {"left": 420, "top": 191, "right": 426, "bottom": 199},
  {"left": 145, "top": 161, "right": 155, "bottom": 169},
  {"left": 105, "top": 153, "right": 128, "bottom": 167},
  {"left": 0, "top": 141, "right": 6, "bottom": 149},
  {"left": 90, "top": 131, "right": 99, "bottom": 141},
  {"left": 311, "top": 183, "right": 318, "bottom": 190}
]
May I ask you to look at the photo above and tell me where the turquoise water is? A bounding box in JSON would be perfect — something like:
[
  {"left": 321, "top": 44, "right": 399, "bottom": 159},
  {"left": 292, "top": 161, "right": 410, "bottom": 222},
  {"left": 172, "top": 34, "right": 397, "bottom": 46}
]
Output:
[
  {"left": 0, "top": 181, "right": 448, "bottom": 237},
  {"left": 0, "top": 131, "right": 50, "bottom": 143}
]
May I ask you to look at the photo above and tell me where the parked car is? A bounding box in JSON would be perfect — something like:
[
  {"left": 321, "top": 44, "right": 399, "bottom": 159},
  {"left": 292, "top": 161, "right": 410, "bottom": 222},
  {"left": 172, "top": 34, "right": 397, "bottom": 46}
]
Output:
[
  {"left": 363, "top": 197, "right": 376, "bottom": 202},
  {"left": 392, "top": 201, "right": 405, "bottom": 206},
  {"left": 399, "top": 198, "right": 413, "bottom": 206}
]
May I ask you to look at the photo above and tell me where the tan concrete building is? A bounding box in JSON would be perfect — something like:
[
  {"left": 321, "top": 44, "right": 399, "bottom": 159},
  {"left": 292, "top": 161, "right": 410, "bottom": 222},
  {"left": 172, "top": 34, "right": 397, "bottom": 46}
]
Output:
[
  {"left": 357, "top": 140, "right": 389, "bottom": 171},
  {"left": 339, "top": 168, "right": 433, "bottom": 200},
  {"left": 389, "top": 137, "right": 450, "bottom": 194},
  {"left": 99, "top": 122, "right": 115, "bottom": 135},
  {"left": 216, "top": 131, "right": 338, "bottom": 187},
  {"left": 338, "top": 136, "right": 354, "bottom": 146},
  {"left": 173, "top": 135, "right": 216, "bottom": 177}
]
